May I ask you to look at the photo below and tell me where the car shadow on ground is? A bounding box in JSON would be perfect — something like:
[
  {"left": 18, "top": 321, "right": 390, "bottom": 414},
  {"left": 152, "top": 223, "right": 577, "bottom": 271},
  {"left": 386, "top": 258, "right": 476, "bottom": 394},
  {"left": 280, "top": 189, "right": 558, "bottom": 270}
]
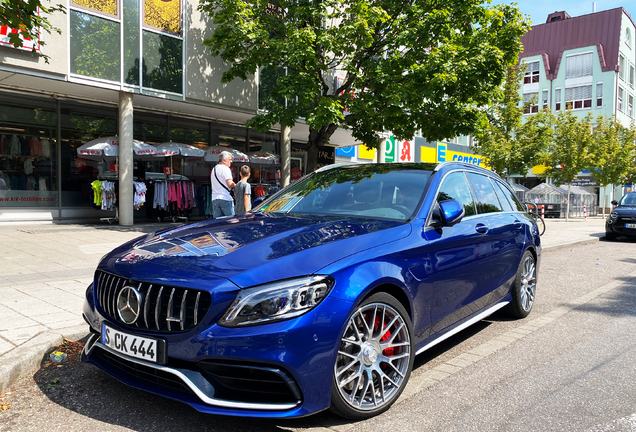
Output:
[{"left": 30, "top": 319, "right": 498, "bottom": 431}]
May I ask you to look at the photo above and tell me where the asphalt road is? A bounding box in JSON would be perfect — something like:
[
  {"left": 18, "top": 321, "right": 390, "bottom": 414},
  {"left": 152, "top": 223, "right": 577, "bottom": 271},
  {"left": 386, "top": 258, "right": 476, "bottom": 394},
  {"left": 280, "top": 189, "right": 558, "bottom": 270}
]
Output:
[{"left": 1, "top": 238, "right": 636, "bottom": 432}]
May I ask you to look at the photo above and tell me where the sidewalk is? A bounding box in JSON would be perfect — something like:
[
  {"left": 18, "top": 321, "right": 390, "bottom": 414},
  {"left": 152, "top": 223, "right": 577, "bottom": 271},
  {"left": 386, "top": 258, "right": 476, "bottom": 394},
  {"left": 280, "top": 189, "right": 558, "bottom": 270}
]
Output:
[{"left": 0, "top": 216, "right": 608, "bottom": 393}]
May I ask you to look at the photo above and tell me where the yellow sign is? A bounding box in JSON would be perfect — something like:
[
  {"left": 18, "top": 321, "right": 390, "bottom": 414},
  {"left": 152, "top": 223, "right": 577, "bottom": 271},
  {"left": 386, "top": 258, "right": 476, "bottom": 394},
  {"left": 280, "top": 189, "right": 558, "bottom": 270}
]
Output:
[
  {"left": 420, "top": 143, "right": 488, "bottom": 168},
  {"left": 358, "top": 145, "right": 376, "bottom": 160},
  {"left": 532, "top": 164, "right": 547, "bottom": 175}
]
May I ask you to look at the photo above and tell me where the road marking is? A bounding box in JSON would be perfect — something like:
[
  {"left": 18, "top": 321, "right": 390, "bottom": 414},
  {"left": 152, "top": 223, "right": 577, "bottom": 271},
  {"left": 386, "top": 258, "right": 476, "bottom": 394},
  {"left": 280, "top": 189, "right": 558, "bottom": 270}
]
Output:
[{"left": 590, "top": 413, "right": 636, "bottom": 431}]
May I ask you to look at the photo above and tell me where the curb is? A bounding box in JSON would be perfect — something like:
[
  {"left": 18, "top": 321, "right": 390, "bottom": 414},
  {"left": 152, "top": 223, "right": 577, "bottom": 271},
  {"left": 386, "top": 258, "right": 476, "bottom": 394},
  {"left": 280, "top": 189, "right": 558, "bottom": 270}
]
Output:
[
  {"left": 0, "top": 324, "right": 88, "bottom": 394},
  {"left": 543, "top": 237, "right": 601, "bottom": 253}
]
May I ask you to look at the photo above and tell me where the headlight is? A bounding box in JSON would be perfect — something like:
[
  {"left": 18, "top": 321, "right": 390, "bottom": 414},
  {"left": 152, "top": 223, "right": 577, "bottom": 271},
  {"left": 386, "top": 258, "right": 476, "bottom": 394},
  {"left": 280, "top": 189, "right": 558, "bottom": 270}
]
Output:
[
  {"left": 219, "top": 275, "right": 335, "bottom": 327},
  {"left": 608, "top": 212, "right": 618, "bottom": 223}
]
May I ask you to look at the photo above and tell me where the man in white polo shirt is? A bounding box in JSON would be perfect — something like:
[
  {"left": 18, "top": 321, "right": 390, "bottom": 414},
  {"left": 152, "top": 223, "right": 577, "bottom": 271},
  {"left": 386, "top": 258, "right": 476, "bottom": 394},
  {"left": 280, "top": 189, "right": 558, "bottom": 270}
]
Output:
[{"left": 211, "top": 151, "right": 236, "bottom": 218}]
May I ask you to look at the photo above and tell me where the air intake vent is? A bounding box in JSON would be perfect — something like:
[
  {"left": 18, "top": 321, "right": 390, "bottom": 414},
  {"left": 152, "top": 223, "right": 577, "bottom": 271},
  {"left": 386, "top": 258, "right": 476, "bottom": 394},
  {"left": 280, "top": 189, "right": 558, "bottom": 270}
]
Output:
[{"left": 95, "top": 270, "right": 212, "bottom": 333}]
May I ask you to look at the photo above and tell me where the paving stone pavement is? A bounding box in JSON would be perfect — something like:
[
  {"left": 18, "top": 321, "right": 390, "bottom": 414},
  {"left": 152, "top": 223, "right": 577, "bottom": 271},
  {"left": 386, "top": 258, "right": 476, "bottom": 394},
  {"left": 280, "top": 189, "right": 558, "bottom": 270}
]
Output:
[{"left": 0, "top": 216, "right": 609, "bottom": 393}]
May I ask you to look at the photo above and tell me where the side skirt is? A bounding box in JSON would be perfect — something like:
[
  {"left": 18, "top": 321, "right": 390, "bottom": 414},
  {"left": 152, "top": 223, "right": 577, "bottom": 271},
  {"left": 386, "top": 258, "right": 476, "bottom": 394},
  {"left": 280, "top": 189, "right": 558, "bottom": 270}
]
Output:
[{"left": 415, "top": 301, "right": 509, "bottom": 356}]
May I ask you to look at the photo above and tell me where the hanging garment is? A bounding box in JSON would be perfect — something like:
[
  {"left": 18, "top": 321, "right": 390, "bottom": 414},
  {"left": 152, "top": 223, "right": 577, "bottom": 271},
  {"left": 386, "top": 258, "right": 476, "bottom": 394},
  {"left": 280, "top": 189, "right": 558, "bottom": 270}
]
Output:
[
  {"left": 133, "top": 181, "right": 147, "bottom": 209},
  {"left": 0, "top": 135, "right": 5, "bottom": 154},
  {"left": 9, "top": 135, "right": 20, "bottom": 155},
  {"left": 41, "top": 139, "right": 51, "bottom": 159},
  {"left": 19, "top": 136, "right": 29, "bottom": 155},
  {"left": 29, "top": 137, "right": 41, "bottom": 157},
  {"left": 39, "top": 177, "right": 47, "bottom": 192},
  {"left": 23, "top": 158, "right": 33, "bottom": 175},
  {"left": 91, "top": 180, "right": 102, "bottom": 206}
]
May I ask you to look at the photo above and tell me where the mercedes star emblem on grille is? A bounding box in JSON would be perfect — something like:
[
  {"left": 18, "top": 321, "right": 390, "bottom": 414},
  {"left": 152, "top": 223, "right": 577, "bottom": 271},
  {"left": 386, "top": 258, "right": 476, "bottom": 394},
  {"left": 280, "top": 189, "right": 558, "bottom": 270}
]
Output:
[{"left": 117, "top": 286, "right": 143, "bottom": 324}]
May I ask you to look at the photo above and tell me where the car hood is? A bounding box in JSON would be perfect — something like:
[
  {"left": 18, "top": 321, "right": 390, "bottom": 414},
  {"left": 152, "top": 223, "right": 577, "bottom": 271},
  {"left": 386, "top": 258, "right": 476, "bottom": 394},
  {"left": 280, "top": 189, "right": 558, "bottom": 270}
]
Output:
[
  {"left": 99, "top": 213, "right": 411, "bottom": 288},
  {"left": 615, "top": 206, "right": 636, "bottom": 217}
]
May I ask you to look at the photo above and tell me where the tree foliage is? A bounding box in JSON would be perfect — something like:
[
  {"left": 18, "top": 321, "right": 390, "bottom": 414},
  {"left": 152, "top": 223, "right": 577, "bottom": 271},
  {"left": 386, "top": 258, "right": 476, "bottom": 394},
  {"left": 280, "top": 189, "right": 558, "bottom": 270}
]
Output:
[
  {"left": 198, "top": 0, "right": 529, "bottom": 172},
  {"left": 472, "top": 65, "right": 551, "bottom": 180},
  {"left": 539, "top": 111, "right": 594, "bottom": 220},
  {"left": 540, "top": 111, "right": 593, "bottom": 185},
  {"left": 0, "top": 0, "right": 65, "bottom": 62},
  {"left": 589, "top": 116, "right": 636, "bottom": 187}
]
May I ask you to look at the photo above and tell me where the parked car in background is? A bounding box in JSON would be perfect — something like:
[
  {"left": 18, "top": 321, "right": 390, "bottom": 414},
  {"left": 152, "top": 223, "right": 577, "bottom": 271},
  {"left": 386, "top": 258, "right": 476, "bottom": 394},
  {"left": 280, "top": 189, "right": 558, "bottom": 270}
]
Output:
[
  {"left": 606, "top": 192, "right": 636, "bottom": 240},
  {"left": 82, "top": 162, "right": 541, "bottom": 420}
]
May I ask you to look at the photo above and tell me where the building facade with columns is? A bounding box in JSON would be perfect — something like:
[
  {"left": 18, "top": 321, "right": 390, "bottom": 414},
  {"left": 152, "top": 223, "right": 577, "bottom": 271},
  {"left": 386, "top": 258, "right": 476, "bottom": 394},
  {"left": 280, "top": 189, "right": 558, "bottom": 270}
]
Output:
[{"left": 0, "top": 0, "right": 358, "bottom": 224}]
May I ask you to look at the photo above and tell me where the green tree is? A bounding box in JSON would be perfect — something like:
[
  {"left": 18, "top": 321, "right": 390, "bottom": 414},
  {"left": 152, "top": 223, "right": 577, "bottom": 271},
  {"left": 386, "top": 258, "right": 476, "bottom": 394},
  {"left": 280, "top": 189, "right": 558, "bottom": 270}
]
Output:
[
  {"left": 0, "top": 0, "right": 65, "bottom": 62},
  {"left": 198, "top": 0, "right": 529, "bottom": 172},
  {"left": 540, "top": 111, "right": 594, "bottom": 221},
  {"left": 472, "top": 65, "right": 552, "bottom": 181},
  {"left": 589, "top": 116, "right": 636, "bottom": 213}
]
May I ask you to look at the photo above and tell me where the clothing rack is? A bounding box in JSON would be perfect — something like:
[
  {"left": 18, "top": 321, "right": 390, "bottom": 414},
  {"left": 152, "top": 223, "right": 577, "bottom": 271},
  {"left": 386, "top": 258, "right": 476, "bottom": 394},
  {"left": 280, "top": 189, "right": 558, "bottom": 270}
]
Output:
[{"left": 94, "top": 175, "right": 141, "bottom": 224}]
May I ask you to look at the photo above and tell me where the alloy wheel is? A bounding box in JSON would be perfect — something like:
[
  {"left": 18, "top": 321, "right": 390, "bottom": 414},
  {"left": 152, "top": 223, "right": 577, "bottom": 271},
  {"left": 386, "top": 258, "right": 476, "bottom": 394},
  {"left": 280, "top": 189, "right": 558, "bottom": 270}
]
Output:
[
  {"left": 334, "top": 302, "right": 411, "bottom": 411},
  {"left": 519, "top": 255, "right": 537, "bottom": 312}
]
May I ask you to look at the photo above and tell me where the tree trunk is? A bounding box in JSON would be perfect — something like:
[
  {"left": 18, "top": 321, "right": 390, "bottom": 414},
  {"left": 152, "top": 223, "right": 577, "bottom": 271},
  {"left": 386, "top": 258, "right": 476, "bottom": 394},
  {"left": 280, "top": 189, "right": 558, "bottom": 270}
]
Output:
[
  {"left": 306, "top": 124, "right": 339, "bottom": 173},
  {"left": 306, "top": 144, "right": 319, "bottom": 174}
]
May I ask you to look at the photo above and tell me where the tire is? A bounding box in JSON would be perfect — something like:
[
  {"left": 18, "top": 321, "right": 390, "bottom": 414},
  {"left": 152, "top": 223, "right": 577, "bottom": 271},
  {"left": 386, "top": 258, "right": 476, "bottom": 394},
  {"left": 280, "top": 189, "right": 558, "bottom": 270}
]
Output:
[
  {"left": 330, "top": 292, "right": 414, "bottom": 420},
  {"left": 536, "top": 217, "right": 546, "bottom": 236},
  {"left": 505, "top": 250, "right": 537, "bottom": 319},
  {"left": 605, "top": 232, "right": 617, "bottom": 241}
]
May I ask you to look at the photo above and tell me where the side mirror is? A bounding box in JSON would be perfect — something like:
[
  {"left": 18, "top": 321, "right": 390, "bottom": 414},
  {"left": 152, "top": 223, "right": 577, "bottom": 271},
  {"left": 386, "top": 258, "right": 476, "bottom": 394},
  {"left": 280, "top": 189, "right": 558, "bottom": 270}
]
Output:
[
  {"left": 611, "top": 200, "right": 618, "bottom": 206},
  {"left": 429, "top": 200, "right": 465, "bottom": 228},
  {"left": 439, "top": 200, "right": 465, "bottom": 226}
]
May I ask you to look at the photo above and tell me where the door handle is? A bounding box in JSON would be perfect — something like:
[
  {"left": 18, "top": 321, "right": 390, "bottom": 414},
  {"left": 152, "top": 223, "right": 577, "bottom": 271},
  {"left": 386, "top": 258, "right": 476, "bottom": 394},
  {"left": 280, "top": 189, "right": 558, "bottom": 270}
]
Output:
[{"left": 475, "top": 223, "right": 488, "bottom": 234}]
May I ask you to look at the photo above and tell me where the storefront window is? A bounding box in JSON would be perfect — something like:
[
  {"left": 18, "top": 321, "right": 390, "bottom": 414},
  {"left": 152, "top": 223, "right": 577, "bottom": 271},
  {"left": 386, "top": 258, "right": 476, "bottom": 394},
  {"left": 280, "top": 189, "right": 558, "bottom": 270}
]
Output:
[
  {"left": 70, "top": 10, "right": 121, "bottom": 82},
  {"left": 123, "top": 0, "right": 140, "bottom": 86},
  {"left": 61, "top": 103, "right": 117, "bottom": 207},
  {"left": 0, "top": 95, "right": 58, "bottom": 208},
  {"left": 142, "top": 30, "right": 183, "bottom": 93}
]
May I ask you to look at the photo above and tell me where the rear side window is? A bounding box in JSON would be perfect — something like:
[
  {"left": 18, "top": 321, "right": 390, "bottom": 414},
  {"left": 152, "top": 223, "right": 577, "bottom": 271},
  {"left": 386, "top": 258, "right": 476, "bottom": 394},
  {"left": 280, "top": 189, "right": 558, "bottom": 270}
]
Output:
[
  {"left": 494, "top": 180, "right": 525, "bottom": 212},
  {"left": 465, "top": 173, "right": 502, "bottom": 214},
  {"left": 436, "top": 171, "right": 476, "bottom": 216},
  {"left": 492, "top": 181, "right": 515, "bottom": 212}
]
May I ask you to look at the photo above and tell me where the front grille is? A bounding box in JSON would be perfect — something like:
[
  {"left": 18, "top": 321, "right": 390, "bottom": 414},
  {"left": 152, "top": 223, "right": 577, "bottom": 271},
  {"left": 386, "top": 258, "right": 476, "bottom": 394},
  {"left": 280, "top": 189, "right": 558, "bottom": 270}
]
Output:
[
  {"left": 95, "top": 270, "right": 212, "bottom": 333},
  {"left": 197, "top": 361, "right": 302, "bottom": 405}
]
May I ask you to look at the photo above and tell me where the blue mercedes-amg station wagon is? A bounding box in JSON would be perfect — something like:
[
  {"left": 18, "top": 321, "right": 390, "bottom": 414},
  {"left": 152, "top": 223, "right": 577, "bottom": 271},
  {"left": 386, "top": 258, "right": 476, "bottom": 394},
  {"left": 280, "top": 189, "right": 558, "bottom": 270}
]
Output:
[{"left": 82, "top": 162, "right": 541, "bottom": 420}]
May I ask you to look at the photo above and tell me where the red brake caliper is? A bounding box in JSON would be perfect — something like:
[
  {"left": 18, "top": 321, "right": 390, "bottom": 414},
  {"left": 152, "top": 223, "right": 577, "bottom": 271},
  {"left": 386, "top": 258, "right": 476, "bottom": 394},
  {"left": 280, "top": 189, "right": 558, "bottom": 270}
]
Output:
[{"left": 374, "top": 315, "right": 394, "bottom": 359}]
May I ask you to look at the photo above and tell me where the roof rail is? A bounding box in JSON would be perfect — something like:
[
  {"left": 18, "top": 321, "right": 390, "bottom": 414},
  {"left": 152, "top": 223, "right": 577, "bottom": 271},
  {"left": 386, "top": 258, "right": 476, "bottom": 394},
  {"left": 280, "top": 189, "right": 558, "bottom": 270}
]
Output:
[{"left": 433, "top": 160, "right": 493, "bottom": 174}]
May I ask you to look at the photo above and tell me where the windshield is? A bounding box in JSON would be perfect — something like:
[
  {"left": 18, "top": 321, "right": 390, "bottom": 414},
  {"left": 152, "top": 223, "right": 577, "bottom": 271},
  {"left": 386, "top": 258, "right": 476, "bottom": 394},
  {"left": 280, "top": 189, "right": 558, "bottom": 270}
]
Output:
[
  {"left": 619, "top": 193, "right": 636, "bottom": 206},
  {"left": 253, "top": 164, "right": 434, "bottom": 220}
]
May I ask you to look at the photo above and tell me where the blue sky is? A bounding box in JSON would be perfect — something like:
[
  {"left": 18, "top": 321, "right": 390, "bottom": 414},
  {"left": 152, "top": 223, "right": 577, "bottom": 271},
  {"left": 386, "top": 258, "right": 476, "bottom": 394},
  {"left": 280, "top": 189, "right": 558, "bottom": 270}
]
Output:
[{"left": 504, "top": 0, "right": 636, "bottom": 25}]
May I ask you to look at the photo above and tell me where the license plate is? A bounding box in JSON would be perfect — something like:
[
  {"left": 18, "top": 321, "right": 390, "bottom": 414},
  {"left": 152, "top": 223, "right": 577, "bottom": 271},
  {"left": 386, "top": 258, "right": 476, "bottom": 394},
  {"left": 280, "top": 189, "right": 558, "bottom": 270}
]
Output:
[
  {"left": 101, "top": 324, "right": 161, "bottom": 363},
  {"left": 626, "top": 223, "right": 636, "bottom": 229}
]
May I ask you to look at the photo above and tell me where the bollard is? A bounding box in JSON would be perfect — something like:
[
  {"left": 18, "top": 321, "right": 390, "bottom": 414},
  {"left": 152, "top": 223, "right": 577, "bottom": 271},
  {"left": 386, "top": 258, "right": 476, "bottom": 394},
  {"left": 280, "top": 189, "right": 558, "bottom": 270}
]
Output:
[
  {"left": 540, "top": 205, "right": 545, "bottom": 219},
  {"left": 584, "top": 205, "right": 587, "bottom": 219}
]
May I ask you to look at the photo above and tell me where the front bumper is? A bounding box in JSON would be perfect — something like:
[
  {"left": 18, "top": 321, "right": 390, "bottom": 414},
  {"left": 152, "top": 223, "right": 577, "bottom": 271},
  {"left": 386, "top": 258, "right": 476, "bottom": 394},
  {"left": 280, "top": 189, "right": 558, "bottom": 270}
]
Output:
[
  {"left": 606, "top": 220, "right": 636, "bottom": 237},
  {"left": 82, "top": 285, "right": 353, "bottom": 418}
]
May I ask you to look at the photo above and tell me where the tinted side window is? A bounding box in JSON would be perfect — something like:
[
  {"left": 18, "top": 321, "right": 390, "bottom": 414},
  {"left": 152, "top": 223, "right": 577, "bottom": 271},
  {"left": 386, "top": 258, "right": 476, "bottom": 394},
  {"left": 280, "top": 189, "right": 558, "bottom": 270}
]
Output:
[
  {"left": 436, "top": 172, "right": 476, "bottom": 216},
  {"left": 494, "top": 180, "right": 525, "bottom": 212},
  {"left": 493, "top": 181, "right": 514, "bottom": 212},
  {"left": 465, "top": 173, "right": 502, "bottom": 214}
]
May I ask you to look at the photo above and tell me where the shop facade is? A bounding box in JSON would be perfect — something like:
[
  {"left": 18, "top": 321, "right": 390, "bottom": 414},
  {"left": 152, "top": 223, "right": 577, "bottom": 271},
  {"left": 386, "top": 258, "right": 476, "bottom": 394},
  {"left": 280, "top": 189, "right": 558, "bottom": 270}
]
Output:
[{"left": 0, "top": 0, "right": 358, "bottom": 224}]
